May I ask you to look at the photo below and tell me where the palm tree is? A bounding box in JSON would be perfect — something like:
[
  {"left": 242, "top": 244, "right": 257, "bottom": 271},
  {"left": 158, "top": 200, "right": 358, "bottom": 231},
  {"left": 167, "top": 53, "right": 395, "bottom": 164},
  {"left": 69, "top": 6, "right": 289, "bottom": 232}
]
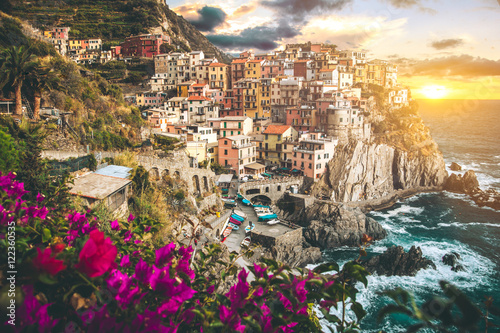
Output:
[
  {"left": 26, "top": 63, "right": 59, "bottom": 120},
  {"left": 0, "top": 45, "right": 38, "bottom": 116}
]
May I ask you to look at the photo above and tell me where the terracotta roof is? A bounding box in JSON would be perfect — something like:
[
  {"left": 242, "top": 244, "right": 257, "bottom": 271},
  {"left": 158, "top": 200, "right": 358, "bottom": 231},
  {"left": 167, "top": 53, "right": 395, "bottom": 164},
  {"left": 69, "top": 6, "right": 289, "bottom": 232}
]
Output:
[
  {"left": 248, "top": 59, "right": 264, "bottom": 63},
  {"left": 187, "top": 96, "right": 211, "bottom": 101},
  {"left": 232, "top": 59, "right": 248, "bottom": 64},
  {"left": 192, "top": 83, "right": 206, "bottom": 87},
  {"left": 209, "top": 63, "right": 228, "bottom": 67},
  {"left": 263, "top": 125, "right": 291, "bottom": 135}
]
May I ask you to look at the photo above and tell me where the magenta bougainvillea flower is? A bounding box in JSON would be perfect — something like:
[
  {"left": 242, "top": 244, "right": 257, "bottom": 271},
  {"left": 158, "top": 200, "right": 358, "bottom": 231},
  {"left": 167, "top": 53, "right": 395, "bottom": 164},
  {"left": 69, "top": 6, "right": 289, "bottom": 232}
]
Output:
[
  {"left": 120, "top": 254, "right": 131, "bottom": 268},
  {"left": 75, "top": 230, "right": 117, "bottom": 278},
  {"left": 32, "top": 247, "right": 66, "bottom": 275},
  {"left": 128, "top": 213, "right": 135, "bottom": 222},
  {"left": 155, "top": 243, "right": 176, "bottom": 267},
  {"left": 110, "top": 219, "right": 120, "bottom": 231}
]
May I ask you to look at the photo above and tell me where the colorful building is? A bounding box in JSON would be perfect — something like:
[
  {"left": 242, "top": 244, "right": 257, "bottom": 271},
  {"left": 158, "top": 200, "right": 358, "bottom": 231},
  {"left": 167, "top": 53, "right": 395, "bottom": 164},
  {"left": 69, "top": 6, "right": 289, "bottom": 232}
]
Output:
[
  {"left": 260, "top": 125, "right": 298, "bottom": 166},
  {"left": 218, "top": 135, "right": 258, "bottom": 177}
]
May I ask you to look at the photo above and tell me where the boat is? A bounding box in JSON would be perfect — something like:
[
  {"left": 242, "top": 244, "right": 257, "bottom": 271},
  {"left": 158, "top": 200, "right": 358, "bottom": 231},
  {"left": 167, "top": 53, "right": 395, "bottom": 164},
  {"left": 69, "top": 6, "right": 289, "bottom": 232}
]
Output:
[
  {"left": 241, "top": 236, "right": 251, "bottom": 247},
  {"left": 233, "top": 210, "right": 247, "bottom": 218},
  {"left": 256, "top": 210, "right": 274, "bottom": 217},
  {"left": 222, "top": 225, "right": 233, "bottom": 238},
  {"left": 258, "top": 214, "right": 278, "bottom": 221},
  {"left": 255, "top": 208, "right": 273, "bottom": 214},
  {"left": 245, "top": 224, "right": 255, "bottom": 233},
  {"left": 266, "top": 219, "right": 280, "bottom": 225},
  {"left": 222, "top": 198, "right": 236, "bottom": 203},
  {"left": 237, "top": 193, "right": 243, "bottom": 200},
  {"left": 224, "top": 201, "right": 237, "bottom": 208},
  {"left": 242, "top": 199, "right": 252, "bottom": 206},
  {"left": 253, "top": 204, "right": 270, "bottom": 208},
  {"left": 229, "top": 217, "right": 242, "bottom": 225},
  {"left": 230, "top": 214, "right": 245, "bottom": 222},
  {"left": 229, "top": 223, "right": 239, "bottom": 230}
]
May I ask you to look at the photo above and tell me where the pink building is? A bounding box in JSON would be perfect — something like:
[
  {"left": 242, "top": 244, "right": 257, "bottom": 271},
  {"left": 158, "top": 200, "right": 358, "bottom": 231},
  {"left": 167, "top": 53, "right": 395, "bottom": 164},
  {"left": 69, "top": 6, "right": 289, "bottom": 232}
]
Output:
[
  {"left": 218, "top": 135, "right": 260, "bottom": 177},
  {"left": 291, "top": 136, "right": 338, "bottom": 180},
  {"left": 120, "top": 34, "right": 170, "bottom": 58}
]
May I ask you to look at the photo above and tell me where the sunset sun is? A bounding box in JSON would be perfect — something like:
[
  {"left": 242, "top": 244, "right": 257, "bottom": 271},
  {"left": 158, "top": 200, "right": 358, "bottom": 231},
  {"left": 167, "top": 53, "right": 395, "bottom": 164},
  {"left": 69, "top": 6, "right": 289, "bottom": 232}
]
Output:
[{"left": 422, "top": 85, "right": 448, "bottom": 99}]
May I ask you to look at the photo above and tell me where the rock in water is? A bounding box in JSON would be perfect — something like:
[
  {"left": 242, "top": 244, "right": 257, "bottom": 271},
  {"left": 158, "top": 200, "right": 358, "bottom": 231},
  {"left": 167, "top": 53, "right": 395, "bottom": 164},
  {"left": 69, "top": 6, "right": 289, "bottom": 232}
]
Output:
[
  {"left": 442, "top": 252, "right": 466, "bottom": 272},
  {"left": 450, "top": 162, "right": 462, "bottom": 171},
  {"left": 444, "top": 170, "right": 480, "bottom": 194},
  {"left": 362, "top": 246, "right": 436, "bottom": 276}
]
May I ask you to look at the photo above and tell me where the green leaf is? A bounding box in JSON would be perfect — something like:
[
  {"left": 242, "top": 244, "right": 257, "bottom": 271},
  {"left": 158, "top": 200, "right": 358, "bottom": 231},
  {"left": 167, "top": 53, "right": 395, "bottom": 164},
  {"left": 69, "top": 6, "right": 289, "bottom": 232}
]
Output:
[
  {"left": 377, "top": 304, "right": 413, "bottom": 323},
  {"left": 42, "top": 228, "right": 51, "bottom": 243},
  {"left": 351, "top": 302, "right": 366, "bottom": 321},
  {"left": 38, "top": 273, "right": 58, "bottom": 285},
  {"left": 313, "top": 262, "right": 340, "bottom": 274}
]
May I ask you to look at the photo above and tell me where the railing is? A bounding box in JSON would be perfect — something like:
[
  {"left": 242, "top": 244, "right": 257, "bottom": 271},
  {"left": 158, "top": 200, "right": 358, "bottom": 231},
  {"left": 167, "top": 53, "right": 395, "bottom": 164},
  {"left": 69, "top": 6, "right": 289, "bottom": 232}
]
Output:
[{"left": 232, "top": 142, "right": 255, "bottom": 149}]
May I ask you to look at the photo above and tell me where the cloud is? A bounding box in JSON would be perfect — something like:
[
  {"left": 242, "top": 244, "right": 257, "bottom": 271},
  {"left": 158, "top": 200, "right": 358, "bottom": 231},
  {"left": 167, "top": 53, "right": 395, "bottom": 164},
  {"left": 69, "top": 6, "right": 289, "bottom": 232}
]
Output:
[
  {"left": 187, "top": 6, "right": 228, "bottom": 32},
  {"left": 384, "top": 0, "right": 421, "bottom": 8},
  {"left": 430, "top": 38, "right": 464, "bottom": 50},
  {"left": 232, "top": 3, "right": 258, "bottom": 18},
  {"left": 401, "top": 55, "right": 500, "bottom": 77},
  {"left": 259, "top": 0, "right": 352, "bottom": 21},
  {"left": 173, "top": 5, "right": 228, "bottom": 32},
  {"left": 207, "top": 20, "right": 300, "bottom": 51}
]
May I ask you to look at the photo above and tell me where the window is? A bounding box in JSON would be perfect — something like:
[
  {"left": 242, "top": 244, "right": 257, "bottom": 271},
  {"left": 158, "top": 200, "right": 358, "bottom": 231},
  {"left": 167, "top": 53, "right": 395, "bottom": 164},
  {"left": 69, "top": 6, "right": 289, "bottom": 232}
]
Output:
[
  {"left": 324, "top": 153, "right": 329, "bottom": 159},
  {"left": 316, "top": 163, "right": 321, "bottom": 169},
  {"left": 308, "top": 163, "right": 312, "bottom": 169},
  {"left": 318, "top": 155, "right": 321, "bottom": 160},
  {"left": 294, "top": 161, "right": 297, "bottom": 166},
  {"left": 224, "top": 140, "right": 228, "bottom": 145},
  {"left": 224, "top": 149, "right": 228, "bottom": 155}
]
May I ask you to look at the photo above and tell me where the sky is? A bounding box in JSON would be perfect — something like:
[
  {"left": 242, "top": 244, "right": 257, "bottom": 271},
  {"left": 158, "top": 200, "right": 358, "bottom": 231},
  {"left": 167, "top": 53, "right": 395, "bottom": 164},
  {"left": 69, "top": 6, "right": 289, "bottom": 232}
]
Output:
[{"left": 168, "top": 0, "right": 500, "bottom": 99}]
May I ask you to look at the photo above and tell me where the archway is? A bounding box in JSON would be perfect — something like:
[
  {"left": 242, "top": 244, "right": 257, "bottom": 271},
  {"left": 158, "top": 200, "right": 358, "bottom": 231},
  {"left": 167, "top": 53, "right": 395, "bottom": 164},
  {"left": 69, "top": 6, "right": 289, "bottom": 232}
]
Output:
[
  {"left": 150, "top": 167, "right": 160, "bottom": 181},
  {"left": 251, "top": 195, "right": 272, "bottom": 206},
  {"left": 246, "top": 188, "right": 260, "bottom": 195},
  {"left": 192, "top": 175, "right": 201, "bottom": 195},
  {"left": 174, "top": 170, "right": 180, "bottom": 179},
  {"left": 203, "top": 176, "right": 209, "bottom": 192}
]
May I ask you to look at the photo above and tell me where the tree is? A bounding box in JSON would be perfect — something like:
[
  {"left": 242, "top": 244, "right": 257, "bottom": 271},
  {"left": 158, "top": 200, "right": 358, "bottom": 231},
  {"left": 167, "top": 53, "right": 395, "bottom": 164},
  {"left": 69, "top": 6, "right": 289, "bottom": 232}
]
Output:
[
  {"left": 25, "top": 62, "right": 60, "bottom": 120},
  {"left": 0, "top": 45, "right": 37, "bottom": 116},
  {"left": 0, "top": 127, "right": 18, "bottom": 172}
]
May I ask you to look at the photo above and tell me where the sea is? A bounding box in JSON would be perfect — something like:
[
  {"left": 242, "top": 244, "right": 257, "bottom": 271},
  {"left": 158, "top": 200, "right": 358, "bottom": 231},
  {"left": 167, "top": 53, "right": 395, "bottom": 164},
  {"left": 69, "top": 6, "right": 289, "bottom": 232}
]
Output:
[{"left": 318, "top": 99, "right": 500, "bottom": 332}]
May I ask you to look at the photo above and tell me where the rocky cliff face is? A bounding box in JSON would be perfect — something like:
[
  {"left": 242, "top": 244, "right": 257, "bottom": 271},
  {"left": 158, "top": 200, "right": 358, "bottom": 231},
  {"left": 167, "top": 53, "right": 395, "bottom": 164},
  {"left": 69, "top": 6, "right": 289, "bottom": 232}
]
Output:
[
  {"left": 275, "top": 199, "right": 386, "bottom": 249},
  {"left": 362, "top": 246, "right": 436, "bottom": 276},
  {"left": 313, "top": 117, "right": 448, "bottom": 202}
]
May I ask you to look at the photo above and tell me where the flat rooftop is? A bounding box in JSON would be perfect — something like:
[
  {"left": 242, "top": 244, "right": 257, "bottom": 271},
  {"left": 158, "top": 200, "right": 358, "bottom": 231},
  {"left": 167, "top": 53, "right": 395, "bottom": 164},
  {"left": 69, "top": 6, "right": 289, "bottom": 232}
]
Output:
[{"left": 69, "top": 173, "right": 131, "bottom": 200}]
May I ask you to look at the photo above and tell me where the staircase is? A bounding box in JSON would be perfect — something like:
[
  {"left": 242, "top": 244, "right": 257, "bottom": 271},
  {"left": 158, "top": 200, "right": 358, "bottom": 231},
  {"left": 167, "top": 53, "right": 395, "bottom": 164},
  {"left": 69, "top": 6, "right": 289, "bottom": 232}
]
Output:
[{"left": 22, "top": 94, "right": 34, "bottom": 119}]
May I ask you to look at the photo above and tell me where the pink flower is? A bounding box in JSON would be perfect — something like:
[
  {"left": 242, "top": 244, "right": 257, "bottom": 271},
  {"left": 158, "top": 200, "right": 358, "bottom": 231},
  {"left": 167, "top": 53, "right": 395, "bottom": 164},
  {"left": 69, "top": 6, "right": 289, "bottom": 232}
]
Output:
[
  {"left": 110, "top": 220, "right": 120, "bottom": 231},
  {"left": 32, "top": 248, "right": 66, "bottom": 275},
  {"left": 124, "top": 230, "right": 133, "bottom": 242},
  {"left": 75, "top": 230, "right": 117, "bottom": 278},
  {"left": 120, "top": 254, "right": 131, "bottom": 268},
  {"left": 36, "top": 193, "right": 45, "bottom": 202},
  {"left": 128, "top": 214, "right": 135, "bottom": 222},
  {"left": 144, "top": 226, "right": 151, "bottom": 232},
  {"left": 155, "top": 243, "right": 175, "bottom": 267}
]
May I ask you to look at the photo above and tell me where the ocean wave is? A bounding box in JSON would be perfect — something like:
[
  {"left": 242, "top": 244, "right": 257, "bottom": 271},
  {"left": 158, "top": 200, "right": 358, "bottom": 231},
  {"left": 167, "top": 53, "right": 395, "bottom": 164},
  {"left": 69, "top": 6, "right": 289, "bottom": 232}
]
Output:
[
  {"left": 437, "top": 222, "right": 466, "bottom": 229},
  {"left": 370, "top": 205, "right": 425, "bottom": 219}
]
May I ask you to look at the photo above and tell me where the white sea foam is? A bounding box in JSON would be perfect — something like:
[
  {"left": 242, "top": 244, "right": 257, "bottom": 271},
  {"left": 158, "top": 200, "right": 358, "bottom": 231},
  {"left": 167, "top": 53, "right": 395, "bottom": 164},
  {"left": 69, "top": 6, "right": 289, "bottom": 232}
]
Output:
[{"left": 370, "top": 205, "right": 425, "bottom": 220}]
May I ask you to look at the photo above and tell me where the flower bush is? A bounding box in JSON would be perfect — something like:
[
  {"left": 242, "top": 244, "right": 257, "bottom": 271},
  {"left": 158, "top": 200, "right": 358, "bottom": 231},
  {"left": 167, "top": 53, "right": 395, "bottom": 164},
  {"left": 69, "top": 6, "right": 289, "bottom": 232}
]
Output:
[{"left": 0, "top": 172, "right": 369, "bottom": 332}]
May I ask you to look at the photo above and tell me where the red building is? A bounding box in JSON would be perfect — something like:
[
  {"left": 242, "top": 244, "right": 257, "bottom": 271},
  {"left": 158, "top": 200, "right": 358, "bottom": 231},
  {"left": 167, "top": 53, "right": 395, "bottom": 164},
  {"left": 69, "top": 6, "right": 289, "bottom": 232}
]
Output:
[{"left": 120, "top": 34, "right": 170, "bottom": 58}]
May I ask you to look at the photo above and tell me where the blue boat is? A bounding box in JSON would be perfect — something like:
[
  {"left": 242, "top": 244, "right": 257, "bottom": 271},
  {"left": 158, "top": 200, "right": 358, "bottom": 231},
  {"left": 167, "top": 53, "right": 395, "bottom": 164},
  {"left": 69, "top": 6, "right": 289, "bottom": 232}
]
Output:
[
  {"left": 258, "top": 213, "right": 278, "bottom": 221},
  {"left": 242, "top": 199, "right": 252, "bottom": 206},
  {"left": 231, "top": 214, "right": 245, "bottom": 222},
  {"left": 237, "top": 193, "right": 243, "bottom": 199},
  {"left": 253, "top": 204, "right": 270, "bottom": 208}
]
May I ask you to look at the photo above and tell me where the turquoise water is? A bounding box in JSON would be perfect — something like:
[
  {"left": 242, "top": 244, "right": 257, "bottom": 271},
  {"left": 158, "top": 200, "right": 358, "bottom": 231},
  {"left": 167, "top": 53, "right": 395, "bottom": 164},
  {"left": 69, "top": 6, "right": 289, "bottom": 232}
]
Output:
[{"left": 321, "top": 100, "right": 500, "bottom": 332}]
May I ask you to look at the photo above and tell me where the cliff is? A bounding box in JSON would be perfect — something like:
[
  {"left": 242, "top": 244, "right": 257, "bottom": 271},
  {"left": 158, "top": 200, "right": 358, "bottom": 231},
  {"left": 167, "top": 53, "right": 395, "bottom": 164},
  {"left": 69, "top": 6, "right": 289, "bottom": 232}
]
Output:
[
  {"left": 6, "top": 0, "right": 231, "bottom": 63},
  {"left": 313, "top": 106, "right": 448, "bottom": 202},
  {"left": 274, "top": 197, "right": 386, "bottom": 249}
]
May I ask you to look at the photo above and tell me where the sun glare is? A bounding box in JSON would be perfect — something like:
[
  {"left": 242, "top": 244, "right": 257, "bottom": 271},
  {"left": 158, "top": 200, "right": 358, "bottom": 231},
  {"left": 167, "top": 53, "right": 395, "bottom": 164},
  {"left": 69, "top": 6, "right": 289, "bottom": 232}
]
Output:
[{"left": 421, "top": 85, "right": 448, "bottom": 99}]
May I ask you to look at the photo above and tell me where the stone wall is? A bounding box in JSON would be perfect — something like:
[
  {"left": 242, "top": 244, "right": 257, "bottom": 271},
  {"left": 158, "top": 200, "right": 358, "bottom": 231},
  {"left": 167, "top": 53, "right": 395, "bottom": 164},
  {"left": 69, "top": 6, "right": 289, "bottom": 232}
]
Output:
[
  {"left": 239, "top": 177, "right": 304, "bottom": 203},
  {"left": 251, "top": 227, "right": 303, "bottom": 248}
]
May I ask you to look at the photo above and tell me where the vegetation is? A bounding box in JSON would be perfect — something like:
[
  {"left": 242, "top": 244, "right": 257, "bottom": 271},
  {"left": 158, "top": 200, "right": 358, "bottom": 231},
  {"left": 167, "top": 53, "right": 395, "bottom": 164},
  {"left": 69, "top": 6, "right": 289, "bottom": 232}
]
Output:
[{"left": 6, "top": 0, "right": 172, "bottom": 40}]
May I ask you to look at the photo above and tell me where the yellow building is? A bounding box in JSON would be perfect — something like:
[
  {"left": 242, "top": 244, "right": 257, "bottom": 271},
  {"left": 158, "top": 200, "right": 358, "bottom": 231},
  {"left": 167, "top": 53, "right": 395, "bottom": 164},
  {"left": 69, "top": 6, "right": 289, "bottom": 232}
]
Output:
[
  {"left": 43, "top": 31, "right": 53, "bottom": 38},
  {"left": 244, "top": 59, "right": 264, "bottom": 79},
  {"left": 354, "top": 65, "right": 366, "bottom": 84},
  {"left": 260, "top": 125, "right": 298, "bottom": 165},
  {"left": 177, "top": 81, "right": 194, "bottom": 97},
  {"left": 366, "top": 61, "right": 384, "bottom": 86},
  {"left": 260, "top": 78, "right": 271, "bottom": 118},
  {"left": 68, "top": 40, "right": 82, "bottom": 50},
  {"left": 208, "top": 63, "right": 230, "bottom": 91},
  {"left": 242, "top": 79, "right": 260, "bottom": 119}
]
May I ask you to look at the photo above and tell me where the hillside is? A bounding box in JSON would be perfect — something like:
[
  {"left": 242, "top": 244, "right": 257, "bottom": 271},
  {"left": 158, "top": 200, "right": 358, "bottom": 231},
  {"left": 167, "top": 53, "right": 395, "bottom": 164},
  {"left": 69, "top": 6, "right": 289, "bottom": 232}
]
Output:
[{"left": 5, "top": 0, "right": 231, "bottom": 63}]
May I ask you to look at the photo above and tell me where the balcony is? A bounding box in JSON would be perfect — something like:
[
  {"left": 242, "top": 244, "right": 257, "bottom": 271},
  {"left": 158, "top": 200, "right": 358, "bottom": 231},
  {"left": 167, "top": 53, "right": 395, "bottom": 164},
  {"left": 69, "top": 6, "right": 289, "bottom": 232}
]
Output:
[{"left": 232, "top": 142, "right": 254, "bottom": 149}]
